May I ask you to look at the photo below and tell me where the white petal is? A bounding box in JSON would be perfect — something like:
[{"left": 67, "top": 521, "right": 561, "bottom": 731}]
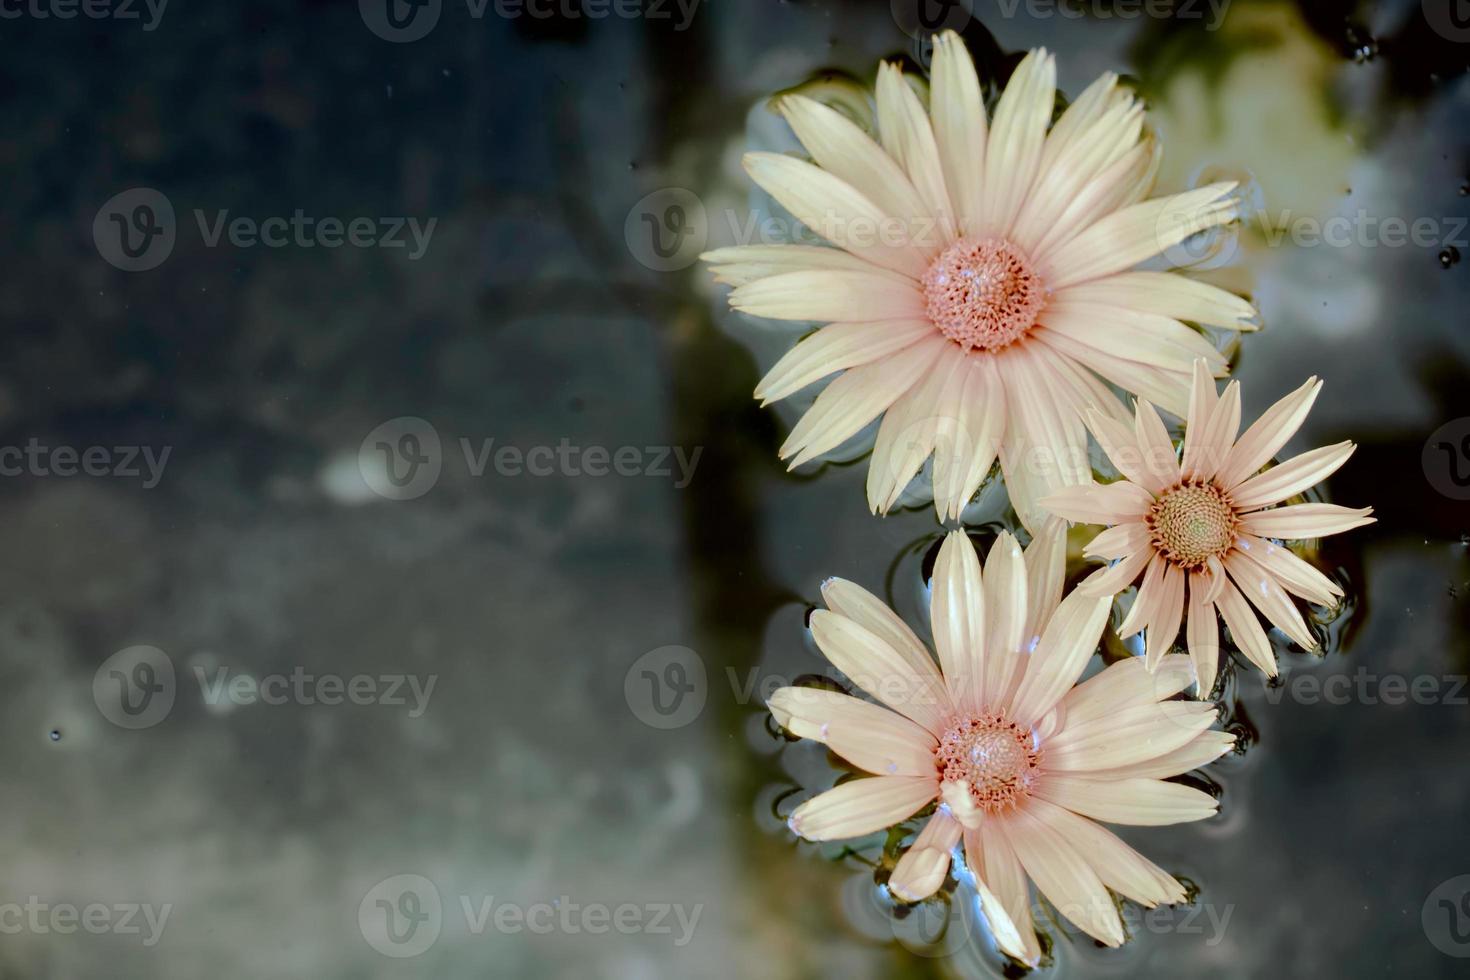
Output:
[
  {"left": 768, "top": 687, "right": 936, "bottom": 776},
  {"left": 755, "top": 319, "right": 936, "bottom": 405},
  {"left": 788, "top": 775, "right": 937, "bottom": 841}
]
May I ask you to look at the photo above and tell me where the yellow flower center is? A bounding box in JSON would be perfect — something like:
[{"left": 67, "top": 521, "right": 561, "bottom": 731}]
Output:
[
  {"left": 936, "top": 714, "right": 1040, "bottom": 813},
  {"left": 1147, "top": 480, "right": 1239, "bottom": 571},
  {"left": 921, "top": 237, "right": 1046, "bottom": 353}
]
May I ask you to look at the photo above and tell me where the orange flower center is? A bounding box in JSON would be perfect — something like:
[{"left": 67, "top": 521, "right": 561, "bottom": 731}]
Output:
[
  {"left": 1147, "top": 480, "right": 1239, "bottom": 571},
  {"left": 936, "top": 714, "right": 1040, "bottom": 813},
  {"left": 921, "top": 237, "right": 1046, "bottom": 353}
]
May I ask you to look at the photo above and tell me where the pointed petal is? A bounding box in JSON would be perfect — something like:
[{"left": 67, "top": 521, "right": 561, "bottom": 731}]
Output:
[
  {"left": 1221, "top": 552, "right": 1317, "bottom": 651},
  {"left": 931, "top": 529, "right": 987, "bottom": 708},
  {"left": 876, "top": 62, "right": 956, "bottom": 242},
  {"left": 1002, "top": 807, "right": 1125, "bottom": 947},
  {"left": 1186, "top": 572, "right": 1221, "bottom": 698},
  {"left": 703, "top": 243, "right": 904, "bottom": 288},
  {"left": 1239, "top": 503, "right": 1376, "bottom": 540},
  {"left": 1044, "top": 700, "right": 1218, "bottom": 772},
  {"left": 1215, "top": 376, "right": 1322, "bottom": 489},
  {"left": 1035, "top": 774, "right": 1218, "bottom": 825},
  {"left": 1041, "top": 480, "right": 1154, "bottom": 527},
  {"left": 973, "top": 822, "right": 1041, "bottom": 965},
  {"left": 929, "top": 31, "right": 987, "bottom": 238},
  {"left": 1025, "top": 801, "right": 1188, "bottom": 906},
  {"left": 980, "top": 49, "right": 1055, "bottom": 237},
  {"left": 756, "top": 319, "right": 936, "bottom": 405},
  {"left": 743, "top": 151, "right": 929, "bottom": 277},
  {"left": 1059, "top": 654, "right": 1195, "bottom": 729},
  {"left": 1089, "top": 728, "right": 1234, "bottom": 780},
  {"left": 808, "top": 609, "right": 953, "bottom": 733},
  {"left": 980, "top": 532, "right": 1028, "bottom": 711},
  {"left": 1007, "top": 588, "right": 1112, "bottom": 727},
  {"left": 1213, "top": 576, "right": 1277, "bottom": 676},
  {"left": 1233, "top": 534, "right": 1343, "bottom": 606},
  {"left": 821, "top": 577, "right": 945, "bottom": 683},
  {"left": 731, "top": 270, "right": 925, "bottom": 323},
  {"left": 1143, "top": 561, "right": 1185, "bottom": 670},
  {"left": 1078, "top": 545, "right": 1153, "bottom": 598},
  {"left": 1231, "top": 442, "right": 1358, "bottom": 511},
  {"left": 1053, "top": 271, "right": 1258, "bottom": 331}
]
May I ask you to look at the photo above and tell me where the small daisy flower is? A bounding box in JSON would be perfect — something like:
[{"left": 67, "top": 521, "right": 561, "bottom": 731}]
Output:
[
  {"left": 704, "top": 31, "right": 1255, "bottom": 529},
  {"left": 769, "top": 528, "right": 1233, "bottom": 964},
  {"left": 1040, "top": 360, "right": 1375, "bottom": 696}
]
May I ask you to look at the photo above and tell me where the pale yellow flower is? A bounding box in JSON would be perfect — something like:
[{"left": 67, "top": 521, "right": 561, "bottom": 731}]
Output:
[
  {"left": 770, "top": 528, "right": 1232, "bottom": 963},
  {"left": 1041, "top": 361, "right": 1375, "bottom": 695},
  {"left": 704, "top": 31, "right": 1255, "bottom": 530}
]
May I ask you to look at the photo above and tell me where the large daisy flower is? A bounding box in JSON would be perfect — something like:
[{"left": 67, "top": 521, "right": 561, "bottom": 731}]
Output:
[
  {"left": 769, "top": 528, "right": 1233, "bottom": 963},
  {"left": 703, "top": 31, "right": 1256, "bottom": 529},
  {"left": 1040, "top": 360, "right": 1375, "bottom": 696}
]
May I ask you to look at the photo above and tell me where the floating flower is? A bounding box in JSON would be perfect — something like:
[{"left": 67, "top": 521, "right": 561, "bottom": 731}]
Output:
[
  {"left": 704, "top": 31, "right": 1255, "bottom": 529},
  {"left": 1040, "top": 361, "right": 1375, "bottom": 695},
  {"left": 769, "top": 528, "right": 1233, "bottom": 963}
]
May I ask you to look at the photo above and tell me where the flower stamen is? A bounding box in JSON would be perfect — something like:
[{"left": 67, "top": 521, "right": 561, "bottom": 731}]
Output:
[
  {"left": 936, "top": 713, "right": 1040, "bottom": 814},
  {"left": 1147, "top": 480, "right": 1239, "bottom": 571},
  {"left": 921, "top": 237, "right": 1046, "bottom": 353}
]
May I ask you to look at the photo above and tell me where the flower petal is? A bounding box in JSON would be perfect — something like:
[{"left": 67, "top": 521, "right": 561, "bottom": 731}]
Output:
[
  {"left": 1053, "top": 271, "right": 1257, "bottom": 331},
  {"left": 1078, "top": 545, "right": 1153, "bottom": 598},
  {"left": 1231, "top": 441, "right": 1357, "bottom": 512},
  {"left": 1007, "top": 588, "right": 1112, "bottom": 728},
  {"left": 1214, "top": 376, "right": 1321, "bottom": 489},
  {"left": 768, "top": 686, "right": 937, "bottom": 776},
  {"left": 1021, "top": 518, "right": 1067, "bottom": 645},
  {"left": 1143, "top": 560, "right": 1185, "bottom": 670},
  {"left": 1232, "top": 535, "right": 1343, "bottom": 606},
  {"left": 930, "top": 529, "right": 987, "bottom": 708},
  {"left": 1186, "top": 572, "right": 1221, "bottom": 698},
  {"left": 1044, "top": 699, "right": 1218, "bottom": 772},
  {"left": 1213, "top": 576, "right": 1277, "bottom": 676},
  {"left": 776, "top": 94, "right": 937, "bottom": 257},
  {"left": 981, "top": 48, "right": 1055, "bottom": 237},
  {"left": 889, "top": 810, "right": 963, "bottom": 901},
  {"left": 821, "top": 577, "right": 948, "bottom": 686},
  {"left": 929, "top": 31, "right": 988, "bottom": 239},
  {"left": 981, "top": 532, "right": 1028, "bottom": 711},
  {"left": 1042, "top": 480, "right": 1154, "bottom": 526},
  {"left": 1002, "top": 806, "right": 1125, "bottom": 947},
  {"left": 755, "top": 319, "right": 936, "bottom": 405},
  {"left": 876, "top": 62, "right": 956, "bottom": 242},
  {"left": 1221, "top": 551, "right": 1317, "bottom": 650},
  {"left": 1025, "top": 801, "right": 1188, "bottom": 907},
  {"left": 1088, "top": 728, "right": 1235, "bottom": 780},
  {"left": 731, "top": 270, "right": 925, "bottom": 323},
  {"left": 788, "top": 775, "right": 937, "bottom": 841},
  {"left": 779, "top": 333, "right": 947, "bottom": 467},
  {"left": 1035, "top": 773, "right": 1218, "bottom": 825},
  {"left": 1239, "top": 503, "right": 1376, "bottom": 540},
  {"left": 703, "top": 244, "right": 906, "bottom": 288},
  {"left": 971, "top": 823, "right": 1041, "bottom": 965},
  {"left": 1059, "top": 653, "right": 1195, "bottom": 730},
  {"left": 808, "top": 609, "right": 952, "bottom": 733},
  {"left": 865, "top": 348, "right": 967, "bottom": 511},
  {"left": 1040, "top": 182, "right": 1239, "bottom": 290},
  {"left": 743, "top": 151, "right": 929, "bottom": 278}
]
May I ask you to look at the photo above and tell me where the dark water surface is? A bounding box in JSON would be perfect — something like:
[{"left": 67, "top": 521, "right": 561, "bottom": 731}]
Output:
[{"left": 1, "top": 1, "right": 1468, "bottom": 977}]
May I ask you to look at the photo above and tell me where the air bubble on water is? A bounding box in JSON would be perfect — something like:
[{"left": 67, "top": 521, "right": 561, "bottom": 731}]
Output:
[
  {"left": 1439, "top": 246, "right": 1460, "bottom": 269},
  {"left": 48, "top": 729, "right": 61, "bottom": 742}
]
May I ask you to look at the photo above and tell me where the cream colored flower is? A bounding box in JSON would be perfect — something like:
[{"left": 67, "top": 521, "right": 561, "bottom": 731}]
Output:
[
  {"left": 704, "top": 31, "right": 1255, "bottom": 530},
  {"left": 769, "top": 528, "right": 1232, "bottom": 963},
  {"left": 1041, "top": 360, "right": 1375, "bottom": 696}
]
